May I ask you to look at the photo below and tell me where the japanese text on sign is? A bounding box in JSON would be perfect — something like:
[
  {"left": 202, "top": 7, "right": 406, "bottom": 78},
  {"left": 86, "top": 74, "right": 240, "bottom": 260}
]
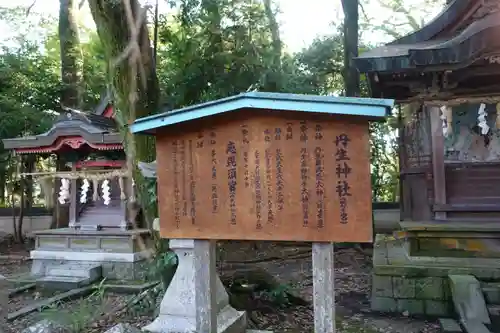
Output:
[
  {"left": 158, "top": 115, "right": 372, "bottom": 243},
  {"left": 335, "top": 134, "right": 352, "bottom": 224}
]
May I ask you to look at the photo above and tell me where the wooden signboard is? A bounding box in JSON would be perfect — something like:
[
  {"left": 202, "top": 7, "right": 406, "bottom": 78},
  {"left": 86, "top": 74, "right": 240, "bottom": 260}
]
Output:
[{"left": 156, "top": 110, "right": 372, "bottom": 243}]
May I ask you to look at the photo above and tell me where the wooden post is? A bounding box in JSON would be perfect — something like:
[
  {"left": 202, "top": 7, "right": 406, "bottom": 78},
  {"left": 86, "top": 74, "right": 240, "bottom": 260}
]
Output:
[
  {"left": 194, "top": 240, "right": 217, "bottom": 333},
  {"left": 69, "top": 162, "right": 77, "bottom": 228},
  {"left": 312, "top": 242, "right": 336, "bottom": 333},
  {"left": 120, "top": 177, "right": 130, "bottom": 230},
  {"left": 429, "top": 105, "right": 447, "bottom": 220}
]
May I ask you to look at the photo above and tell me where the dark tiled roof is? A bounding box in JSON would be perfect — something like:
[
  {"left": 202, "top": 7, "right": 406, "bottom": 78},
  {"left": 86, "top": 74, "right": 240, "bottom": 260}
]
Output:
[
  {"left": 354, "top": 0, "right": 499, "bottom": 73},
  {"left": 2, "top": 91, "right": 121, "bottom": 150}
]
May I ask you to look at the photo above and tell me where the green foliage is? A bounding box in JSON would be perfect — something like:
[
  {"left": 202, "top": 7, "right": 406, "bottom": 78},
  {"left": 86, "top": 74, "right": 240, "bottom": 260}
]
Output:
[
  {"left": 0, "top": 0, "right": 412, "bottom": 208},
  {"left": 370, "top": 121, "right": 399, "bottom": 202},
  {"left": 264, "top": 283, "right": 292, "bottom": 306},
  {"left": 148, "top": 250, "right": 178, "bottom": 290},
  {"left": 127, "top": 284, "right": 164, "bottom": 317},
  {"left": 40, "top": 280, "right": 108, "bottom": 333}
]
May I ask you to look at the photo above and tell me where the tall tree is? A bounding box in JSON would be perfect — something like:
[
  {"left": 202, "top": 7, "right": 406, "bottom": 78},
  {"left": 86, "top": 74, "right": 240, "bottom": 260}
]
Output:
[
  {"left": 341, "top": 0, "right": 360, "bottom": 97},
  {"left": 59, "top": 0, "right": 83, "bottom": 108},
  {"left": 87, "top": 0, "right": 159, "bottom": 163},
  {"left": 263, "top": 0, "right": 282, "bottom": 91},
  {"left": 87, "top": 0, "right": 159, "bottom": 227}
]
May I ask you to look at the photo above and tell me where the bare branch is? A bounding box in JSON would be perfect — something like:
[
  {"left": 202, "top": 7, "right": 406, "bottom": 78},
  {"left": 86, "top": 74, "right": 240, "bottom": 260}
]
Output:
[
  {"left": 25, "top": 0, "right": 37, "bottom": 16},
  {"left": 358, "top": 0, "right": 370, "bottom": 23}
]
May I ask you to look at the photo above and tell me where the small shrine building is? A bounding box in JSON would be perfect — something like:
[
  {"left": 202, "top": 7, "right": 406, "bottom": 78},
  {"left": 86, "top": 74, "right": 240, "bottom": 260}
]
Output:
[
  {"left": 1, "top": 93, "right": 152, "bottom": 287},
  {"left": 355, "top": 0, "right": 500, "bottom": 320}
]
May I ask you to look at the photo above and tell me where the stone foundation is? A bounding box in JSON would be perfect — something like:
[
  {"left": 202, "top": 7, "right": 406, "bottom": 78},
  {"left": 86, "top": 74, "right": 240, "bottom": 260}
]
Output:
[
  {"left": 31, "top": 258, "right": 150, "bottom": 281},
  {"left": 30, "top": 228, "right": 153, "bottom": 282},
  {"left": 372, "top": 234, "right": 500, "bottom": 316}
]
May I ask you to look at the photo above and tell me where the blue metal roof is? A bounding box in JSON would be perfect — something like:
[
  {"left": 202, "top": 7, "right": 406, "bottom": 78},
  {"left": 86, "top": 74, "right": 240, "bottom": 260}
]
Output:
[{"left": 130, "top": 92, "right": 394, "bottom": 134}]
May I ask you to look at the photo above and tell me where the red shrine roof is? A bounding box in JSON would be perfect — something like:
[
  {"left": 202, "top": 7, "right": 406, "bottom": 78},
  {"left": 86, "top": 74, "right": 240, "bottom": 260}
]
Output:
[{"left": 2, "top": 92, "right": 123, "bottom": 154}]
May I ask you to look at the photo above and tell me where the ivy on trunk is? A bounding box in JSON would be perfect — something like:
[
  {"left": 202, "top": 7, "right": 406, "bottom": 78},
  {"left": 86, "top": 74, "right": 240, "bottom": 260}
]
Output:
[{"left": 88, "top": 0, "right": 160, "bottom": 227}]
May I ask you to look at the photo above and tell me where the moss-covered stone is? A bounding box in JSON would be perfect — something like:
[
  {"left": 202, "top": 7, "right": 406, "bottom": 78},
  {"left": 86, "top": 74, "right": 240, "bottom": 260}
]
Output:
[
  {"left": 101, "top": 260, "right": 149, "bottom": 281},
  {"left": 424, "top": 300, "right": 451, "bottom": 316},
  {"left": 397, "top": 299, "right": 424, "bottom": 315},
  {"left": 415, "top": 277, "right": 445, "bottom": 300},
  {"left": 393, "top": 277, "right": 415, "bottom": 298},
  {"left": 372, "top": 275, "right": 393, "bottom": 297},
  {"left": 371, "top": 296, "right": 397, "bottom": 312}
]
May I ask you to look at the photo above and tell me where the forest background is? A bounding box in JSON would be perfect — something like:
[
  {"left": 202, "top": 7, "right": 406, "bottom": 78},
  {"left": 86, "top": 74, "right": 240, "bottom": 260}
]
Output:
[{"left": 0, "top": 0, "right": 446, "bottom": 231}]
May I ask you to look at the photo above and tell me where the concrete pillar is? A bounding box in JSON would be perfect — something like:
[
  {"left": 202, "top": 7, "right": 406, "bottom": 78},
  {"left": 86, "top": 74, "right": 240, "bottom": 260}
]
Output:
[{"left": 143, "top": 239, "right": 246, "bottom": 333}]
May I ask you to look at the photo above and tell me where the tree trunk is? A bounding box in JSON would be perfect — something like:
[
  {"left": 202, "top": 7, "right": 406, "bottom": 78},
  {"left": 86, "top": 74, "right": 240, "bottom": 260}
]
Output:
[
  {"left": 25, "top": 156, "right": 34, "bottom": 212},
  {"left": 263, "top": 0, "right": 282, "bottom": 91},
  {"left": 88, "top": 0, "right": 160, "bottom": 226},
  {"left": 87, "top": 0, "right": 159, "bottom": 163},
  {"left": 341, "top": 0, "right": 360, "bottom": 97},
  {"left": 59, "top": 0, "right": 83, "bottom": 108},
  {"left": 11, "top": 184, "right": 16, "bottom": 242},
  {"left": 17, "top": 168, "right": 25, "bottom": 244}
]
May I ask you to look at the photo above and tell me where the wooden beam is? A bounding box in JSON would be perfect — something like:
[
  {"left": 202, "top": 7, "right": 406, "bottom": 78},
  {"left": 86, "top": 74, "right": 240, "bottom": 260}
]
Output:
[
  {"left": 69, "top": 162, "right": 77, "bottom": 227},
  {"left": 433, "top": 203, "right": 500, "bottom": 212},
  {"left": 429, "top": 106, "right": 447, "bottom": 220}
]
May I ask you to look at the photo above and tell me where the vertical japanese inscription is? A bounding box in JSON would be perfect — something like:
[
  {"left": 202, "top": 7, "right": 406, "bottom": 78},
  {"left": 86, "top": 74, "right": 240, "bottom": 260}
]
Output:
[
  {"left": 300, "top": 149, "right": 309, "bottom": 226},
  {"left": 254, "top": 150, "right": 262, "bottom": 229},
  {"left": 179, "top": 140, "right": 188, "bottom": 216},
  {"left": 300, "top": 121, "right": 308, "bottom": 141},
  {"left": 172, "top": 141, "right": 181, "bottom": 228},
  {"left": 300, "top": 121, "right": 309, "bottom": 227},
  {"left": 335, "top": 134, "right": 352, "bottom": 224},
  {"left": 264, "top": 129, "right": 271, "bottom": 142},
  {"left": 210, "top": 130, "right": 218, "bottom": 213},
  {"left": 188, "top": 140, "right": 196, "bottom": 224},
  {"left": 315, "top": 147, "right": 325, "bottom": 228},
  {"left": 241, "top": 125, "right": 250, "bottom": 188},
  {"left": 274, "top": 128, "right": 282, "bottom": 140},
  {"left": 286, "top": 122, "right": 293, "bottom": 140},
  {"left": 227, "top": 141, "right": 237, "bottom": 225},
  {"left": 265, "top": 146, "right": 274, "bottom": 224},
  {"left": 315, "top": 124, "right": 325, "bottom": 228},
  {"left": 275, "top": 148, "right": 284, "bottom": 211},
  {"left": 196, "top": 131, "right": 204, "bottom": 148},
  {"left": 315, "top": 124, "right": 323, "bottom": 140}
]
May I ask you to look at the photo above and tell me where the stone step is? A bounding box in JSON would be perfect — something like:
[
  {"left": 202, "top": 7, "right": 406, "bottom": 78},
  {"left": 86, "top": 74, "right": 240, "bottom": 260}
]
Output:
[
  {"left": 82, "top": 210, "right": 122, "bottom": 216},
  {"left": 488, "top": 304, "right": 500, "bottom": 317},
  {"left": 36, "top": 275, "right": 93, "bottom": 291},
  {"left": 482, "top": 283, "right": 500, "bottom": 305},
  {"left": 438, "top": 318, "right": 462, "bottom": 333},
  {"left": 449, "top": 274, "right": 491, "bottom": 325},
  {"left": 46, "top": 263, "right": 102, "bottom": 280}
]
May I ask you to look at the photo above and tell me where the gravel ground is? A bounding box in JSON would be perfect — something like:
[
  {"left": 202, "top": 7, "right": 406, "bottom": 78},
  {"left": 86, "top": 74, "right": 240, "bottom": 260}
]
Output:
[{"left": 0, "top": 241, "right": 441, "bottom": 333}]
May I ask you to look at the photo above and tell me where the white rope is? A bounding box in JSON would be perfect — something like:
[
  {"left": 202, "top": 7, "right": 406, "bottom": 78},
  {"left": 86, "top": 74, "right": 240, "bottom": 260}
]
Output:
[
  {"left": 80, "top": 179, "right": 90, "bottom": 204},
  {"left": 101, "top": 180, "right": 111, "bottom": 206},
  {"left": 19, "top": 169, "right": 128, "bottom": 181},
  {"left": 58, "top": 179, "right": 70, "bottom": 204},
  {"left": 477, "top": 103, "right": 490, "bottom": 135}
]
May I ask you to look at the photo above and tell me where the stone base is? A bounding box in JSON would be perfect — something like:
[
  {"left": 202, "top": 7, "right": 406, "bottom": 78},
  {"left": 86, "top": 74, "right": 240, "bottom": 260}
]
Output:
[
  {"left": 371, "top": 234, "right": 500, "bottom": 317},
  {"left": 143, "top": 304, "right": 246, "bottom": 333},
  {"left": 33, "top": 227, "right": 152, "bottom": 254},
  {"left": 400, "top": 221, "right": 500, "bottom": 258},
  {"left": 29, "top": 228, "right": 153, "bottom": 282},
  {"left": 31, "top": 257, "right": 150, "bottom": 281},
  {"left": 143, "top": 239, "right": 246, "bottom": 333}
]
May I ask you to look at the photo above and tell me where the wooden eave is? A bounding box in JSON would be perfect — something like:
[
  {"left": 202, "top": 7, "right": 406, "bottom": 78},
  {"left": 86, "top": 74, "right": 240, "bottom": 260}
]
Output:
[{"left": 354, "top": 0, "right": 500, "bottom": 100}]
